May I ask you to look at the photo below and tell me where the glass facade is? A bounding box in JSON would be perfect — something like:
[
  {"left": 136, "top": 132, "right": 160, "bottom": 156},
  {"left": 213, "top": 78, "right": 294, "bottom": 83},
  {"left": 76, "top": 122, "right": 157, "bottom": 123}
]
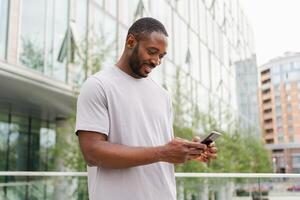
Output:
[
  {"left": 0, "top": 111, "right": 56, "bottom": 172},
  {"left": 18, "top": 0, "right": 68, "bottom": 82},
  {"left": 1, "top": 0, "right": 257, "bottom": 178},
  {"left": 235, "top": 56, "right": 260, "bottom": 136},
  {"left": 0, "top": 0, "right": 9, "bottom": 59}
]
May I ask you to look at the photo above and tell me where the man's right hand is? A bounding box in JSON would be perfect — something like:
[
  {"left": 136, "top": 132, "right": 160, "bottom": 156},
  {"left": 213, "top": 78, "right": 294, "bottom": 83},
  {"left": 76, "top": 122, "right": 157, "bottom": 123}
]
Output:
[{"left": 158, "top": 138, "right": 207, "bottom": 164}]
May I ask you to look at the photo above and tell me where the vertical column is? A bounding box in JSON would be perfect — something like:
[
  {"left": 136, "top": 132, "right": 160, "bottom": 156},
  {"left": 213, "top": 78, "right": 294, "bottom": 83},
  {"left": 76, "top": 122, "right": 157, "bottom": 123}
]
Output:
[
  {"left": 53, "top": 117, "right": 74, "bottom": 199},
  {"left": 67, "top": 0, "right": 74, "bottom": 87},
  {"left": 7, "top": 0, "right": 21, "bottom": 64}
]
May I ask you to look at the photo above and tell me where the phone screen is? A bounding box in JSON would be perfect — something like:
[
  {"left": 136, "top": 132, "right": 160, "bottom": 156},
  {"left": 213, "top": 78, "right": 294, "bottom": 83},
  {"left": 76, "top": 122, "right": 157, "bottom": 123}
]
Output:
[{"left": 200, "top": 131, "right": 222, "bottom": 145}]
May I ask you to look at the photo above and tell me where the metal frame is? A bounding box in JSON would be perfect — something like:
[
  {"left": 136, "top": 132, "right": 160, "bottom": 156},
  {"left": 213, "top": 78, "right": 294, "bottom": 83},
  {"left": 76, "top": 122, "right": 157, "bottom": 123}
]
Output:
[{"left": 1, "top": 171, "right": 300, "bottom": 178}]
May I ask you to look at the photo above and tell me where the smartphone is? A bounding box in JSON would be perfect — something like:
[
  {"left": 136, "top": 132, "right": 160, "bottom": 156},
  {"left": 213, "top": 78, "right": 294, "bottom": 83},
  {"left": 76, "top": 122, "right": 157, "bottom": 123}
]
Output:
[{"left": 200, "top": 131, "right": 222, "bottom": 145}]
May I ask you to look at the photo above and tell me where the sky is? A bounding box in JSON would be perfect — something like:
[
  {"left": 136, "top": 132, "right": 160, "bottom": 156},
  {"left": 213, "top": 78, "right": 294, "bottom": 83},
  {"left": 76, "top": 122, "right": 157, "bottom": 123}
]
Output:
[{"left": 241, "top": 0, "right": 300, "bottom": 66}]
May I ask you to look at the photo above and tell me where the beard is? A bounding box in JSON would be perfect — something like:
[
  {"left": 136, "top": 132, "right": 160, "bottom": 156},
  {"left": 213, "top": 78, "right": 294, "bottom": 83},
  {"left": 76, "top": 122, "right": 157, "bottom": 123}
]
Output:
[{"left": 128, "top": 43, "right": 147, "bottom": 78}]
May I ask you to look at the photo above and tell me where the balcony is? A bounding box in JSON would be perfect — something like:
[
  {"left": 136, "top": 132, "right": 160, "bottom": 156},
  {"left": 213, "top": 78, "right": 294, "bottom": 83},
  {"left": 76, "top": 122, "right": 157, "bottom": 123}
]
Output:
[
  {"left": 261, "top": 82, "right": 271, "bottom": 90},
  {"left": 262, "top": 93, "right": 272, "bottom": 101},
  {"left": 264, "top": 123, "right": 274, "bottom": 130},
  {"left": 263, "top": 103, "right": 272, "bottom": 110},
  {"left": 264, "top": 133, "right": 274, "bottom": 141},
  {"left": 263, "top": 113, "right": 273, "bottom": 120},
  {"left": 261, "top": 72, "right": 271, "bottom": 83},
  {"left": 1, "top": 172, "right": 300, "bottom": 199}
]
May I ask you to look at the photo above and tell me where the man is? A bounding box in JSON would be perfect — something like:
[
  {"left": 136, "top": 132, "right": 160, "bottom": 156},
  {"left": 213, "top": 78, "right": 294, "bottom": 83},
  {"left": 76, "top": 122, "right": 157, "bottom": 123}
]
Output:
[{"left": 76, "top": 17, "right": 217, "bottom": 200}]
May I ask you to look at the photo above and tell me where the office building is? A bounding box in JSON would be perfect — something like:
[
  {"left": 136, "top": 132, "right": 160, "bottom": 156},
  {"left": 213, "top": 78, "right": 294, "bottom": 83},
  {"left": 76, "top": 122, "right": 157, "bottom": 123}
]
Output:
[
  {"left": 235, "top": 55, "right": 260, "bottom": 137},
  {"left": 0, "top": 0, "right": 257, "bottom": 198},
  {"left": 259, "top": 52, "right": 300, "bottom": 173}
]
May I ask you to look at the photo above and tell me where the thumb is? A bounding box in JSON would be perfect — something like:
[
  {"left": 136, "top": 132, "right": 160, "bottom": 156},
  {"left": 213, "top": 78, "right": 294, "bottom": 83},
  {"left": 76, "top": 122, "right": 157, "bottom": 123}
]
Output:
[{"left": 192, "top": 136, "right": 201, "bottom": 142}]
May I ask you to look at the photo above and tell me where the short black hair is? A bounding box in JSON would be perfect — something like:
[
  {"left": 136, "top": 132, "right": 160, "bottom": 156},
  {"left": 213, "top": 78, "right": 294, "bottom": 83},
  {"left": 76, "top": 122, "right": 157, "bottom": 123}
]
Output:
[{"left": 127, "top": 17, "right": 168, "bottom": 41}]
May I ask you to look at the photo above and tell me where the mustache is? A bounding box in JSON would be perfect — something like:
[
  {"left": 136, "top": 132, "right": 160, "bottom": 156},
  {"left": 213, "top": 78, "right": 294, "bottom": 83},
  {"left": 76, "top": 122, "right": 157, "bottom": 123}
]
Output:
[{"left": 142, "top": 63, "right": 156, "bottom": 68}]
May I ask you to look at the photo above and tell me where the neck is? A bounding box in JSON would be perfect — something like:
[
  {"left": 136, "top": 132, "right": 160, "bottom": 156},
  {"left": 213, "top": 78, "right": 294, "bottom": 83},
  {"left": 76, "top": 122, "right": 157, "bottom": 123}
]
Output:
[{"left": 116, "top": 53, "right": 140, "bottom": 78}]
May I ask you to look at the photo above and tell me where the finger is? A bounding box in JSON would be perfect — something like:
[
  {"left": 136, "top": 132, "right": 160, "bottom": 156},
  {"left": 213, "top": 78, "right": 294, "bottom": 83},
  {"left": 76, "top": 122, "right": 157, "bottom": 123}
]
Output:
[
  {"left": 175, "top": 137, "right": 188, "bottom": 142},
  {"left": 195, "top": 155, "right": 209, "bottom": 163},
  {"left": 208, "top": 147, "right": 218, "bottom": 154},
  {"left": 184, "top": 141, "right": 207, "bottom": 150},
  {"left": 188, "top": 154, "right": 199, "bottom": 160},
  {"left": 205, "top": 152, "right": 217, "bottom": 160},
  {"left": 208, "top": 142, "right": 216, "bottom": 148},
  {"left": 188, "top": 148, "right": 204, "bottom": 155},
  {"left": 192, "top": 136, "right": 201, "bottom": 142}
]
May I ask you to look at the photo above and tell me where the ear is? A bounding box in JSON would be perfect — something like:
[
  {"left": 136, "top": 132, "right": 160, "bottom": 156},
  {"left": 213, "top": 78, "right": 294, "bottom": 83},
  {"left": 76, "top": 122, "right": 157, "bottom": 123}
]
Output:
[{"left": 126, "top": 34, "right": 137, "bottom": 49}]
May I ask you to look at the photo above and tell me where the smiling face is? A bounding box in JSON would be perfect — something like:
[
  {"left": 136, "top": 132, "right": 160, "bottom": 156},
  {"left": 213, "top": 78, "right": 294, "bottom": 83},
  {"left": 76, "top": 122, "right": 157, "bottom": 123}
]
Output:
[{"left": 126, "top": 32, "right": 168, "bottom": 78}]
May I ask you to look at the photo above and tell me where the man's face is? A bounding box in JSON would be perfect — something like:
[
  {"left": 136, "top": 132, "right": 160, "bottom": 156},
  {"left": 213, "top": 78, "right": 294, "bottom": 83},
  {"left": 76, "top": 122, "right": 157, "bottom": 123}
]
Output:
[{"left": 128, "top": 32, "right": 168, "bottom": 78}]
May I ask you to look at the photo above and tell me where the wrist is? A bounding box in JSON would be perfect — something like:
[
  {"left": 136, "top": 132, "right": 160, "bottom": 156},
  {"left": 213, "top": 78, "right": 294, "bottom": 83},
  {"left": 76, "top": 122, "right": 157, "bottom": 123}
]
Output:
[{"left": 154, "top": 146, "right": 165, "bottom": 162}]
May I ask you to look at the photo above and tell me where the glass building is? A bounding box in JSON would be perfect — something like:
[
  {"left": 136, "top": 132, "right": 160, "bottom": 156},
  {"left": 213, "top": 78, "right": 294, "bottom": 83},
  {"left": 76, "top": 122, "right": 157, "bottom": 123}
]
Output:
[
  {"left": 0, "top": 0, "right": 258, "bottom": 198},
  {"left": 235, "top": 55, "right": 260, "bottom": 137}
]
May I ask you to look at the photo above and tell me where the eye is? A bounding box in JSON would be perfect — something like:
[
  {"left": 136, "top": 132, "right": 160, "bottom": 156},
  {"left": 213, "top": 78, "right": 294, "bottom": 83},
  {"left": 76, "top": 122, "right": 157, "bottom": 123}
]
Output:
[
  {"left": 159, "top": 54, "right": 165, "bottom": 59},
  {"left": 147, "top": 49, "right": 156, "bottom": 55}
]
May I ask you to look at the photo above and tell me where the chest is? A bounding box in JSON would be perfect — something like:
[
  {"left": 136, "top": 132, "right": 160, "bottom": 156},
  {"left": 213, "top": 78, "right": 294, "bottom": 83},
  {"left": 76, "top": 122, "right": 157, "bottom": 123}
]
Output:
[{"left": 106, "top": 81, "right": 169, "bottom": 121}]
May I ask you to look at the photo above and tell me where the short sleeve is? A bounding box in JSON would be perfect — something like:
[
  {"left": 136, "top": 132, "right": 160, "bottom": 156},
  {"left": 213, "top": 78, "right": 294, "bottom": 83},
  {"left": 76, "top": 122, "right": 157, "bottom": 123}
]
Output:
[
  {"left": 75, "top": 77, "right": 109, "bottom": 136},
  {"left": 167, "top": 93, "right": 174, "bottom": 138}
]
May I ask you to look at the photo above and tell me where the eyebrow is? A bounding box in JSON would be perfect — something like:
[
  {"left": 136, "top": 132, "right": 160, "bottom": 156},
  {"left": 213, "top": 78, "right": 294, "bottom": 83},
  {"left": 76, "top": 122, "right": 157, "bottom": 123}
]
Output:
[{"left": 148, "top": 47, "right": 167, "bottom": 56}]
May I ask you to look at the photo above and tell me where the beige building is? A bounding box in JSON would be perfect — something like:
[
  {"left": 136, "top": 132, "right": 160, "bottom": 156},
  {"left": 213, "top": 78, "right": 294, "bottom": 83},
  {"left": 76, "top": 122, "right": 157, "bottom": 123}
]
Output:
[{"left": 259, "top": 52, "right": 300, "bottom": 173}]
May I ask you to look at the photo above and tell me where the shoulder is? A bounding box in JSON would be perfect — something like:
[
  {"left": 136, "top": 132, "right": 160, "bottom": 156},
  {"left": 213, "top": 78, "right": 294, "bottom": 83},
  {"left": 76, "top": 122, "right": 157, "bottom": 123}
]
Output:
[
  {"left": 147, "top": 78, "right": 172, "bottom": 100},
  {"left": 81, "top": 67, "right": 118, "bottom": 90}
]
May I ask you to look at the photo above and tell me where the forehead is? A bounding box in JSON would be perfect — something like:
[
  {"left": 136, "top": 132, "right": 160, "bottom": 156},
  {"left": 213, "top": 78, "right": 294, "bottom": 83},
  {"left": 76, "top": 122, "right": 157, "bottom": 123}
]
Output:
[{"left": 139, "top": 32, "right": 168, "bottom": 51}]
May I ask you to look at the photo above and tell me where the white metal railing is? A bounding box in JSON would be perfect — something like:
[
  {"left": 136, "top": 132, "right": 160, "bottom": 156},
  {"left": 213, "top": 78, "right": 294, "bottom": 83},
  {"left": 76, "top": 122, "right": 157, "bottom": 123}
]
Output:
[{"left": 1, "top": 172, "right": 300, "bottom": 178}]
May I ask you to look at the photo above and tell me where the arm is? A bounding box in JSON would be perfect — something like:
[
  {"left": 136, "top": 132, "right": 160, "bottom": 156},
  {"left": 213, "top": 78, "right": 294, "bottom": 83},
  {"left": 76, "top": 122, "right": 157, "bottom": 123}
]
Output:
[{"left": 78, "top": 131, "right": 206, "bottom": 169}]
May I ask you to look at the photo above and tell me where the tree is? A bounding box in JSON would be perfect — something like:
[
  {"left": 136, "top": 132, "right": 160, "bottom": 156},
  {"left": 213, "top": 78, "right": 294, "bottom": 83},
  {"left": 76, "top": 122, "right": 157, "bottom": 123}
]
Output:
[{"left": 19, "top": 38, "right": 44, "bottom": 71}]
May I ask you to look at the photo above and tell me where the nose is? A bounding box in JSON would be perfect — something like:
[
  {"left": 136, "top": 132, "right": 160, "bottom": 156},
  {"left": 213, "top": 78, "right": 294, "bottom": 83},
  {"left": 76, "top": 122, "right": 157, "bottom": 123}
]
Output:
[{"left": 150, "top": 56, "right": 160, "bottom": 67}]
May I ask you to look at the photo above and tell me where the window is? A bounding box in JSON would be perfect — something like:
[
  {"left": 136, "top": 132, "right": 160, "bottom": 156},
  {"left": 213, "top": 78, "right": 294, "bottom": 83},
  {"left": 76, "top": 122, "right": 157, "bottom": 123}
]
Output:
[
  {"left": 118, "top": 0, "right": 139, "bottom": 26},
  {"left": 285, "top": 83, "right": 291, "bottom": 91},
  {"left": 190, "top": 32, "right": 200, "bottom": 81},
  {"left": 104, "top": 0, "right": 117, "bottom": 17},
  {"left": 292, "top": 156, "right": 300, "bottom": 167},
  {"left": 199, "top": 2, "right": 207, "bottom": 42},
  {"left": 272, "top": 65, "right": 280, "bottom": 74},
  {"left": 0, "top": 113, "right": 9, "bottom": 171},
  {"left": 278, "top": 134, "right": 284, "bottom": 143},
  {"left": 288, "top": 126, "right": 294, "bottom": 133},
  {"left": 287, "top": 71, "right": 300, "bottom": 82},
  {"left": 19, "top": 0, "right": 69, "bottom": 82},
  {"left": 173, "top": 14, "right": 188, "bottom": 67},
  {"left": 276, "top": 105, "right": 281, "bottom": 115},
  {"left": 190, "top": 0, "right": 199, "bottom": 31},
  {"left": 275, "top": 96, "right": 281, "bottom": 104},
  {"left": 93, "top": 7, "right": 117, "bottom": 68},
  {"left": 288, "top": 115, "right": 293, "bottom": 123},
  {"left": 1, "top": 113, "right": 56, "bottom": 171},
  {"left": 289, "top": 135, "right": 294, "bottom": 143},
  {"left": 176, "top": 0, "right": 189, "bottom": 21},
  {"left": 0, "top": 0, "right": 9, "bottom": 59},
  {"left": 74, "top": 0, "right": 88, "bottom": 86},
  {"left": 276, "top": 116, "right": 282, "bottom": 122},
  {"left": 200, "top": 42, "right": 210, "bottom": 88},
  {"left": 19, "top": 0, "right": 46, "bottom": 72},
  {"left": 0, "top": 112, "right": 57, "bottom": 199},
  {"left": 287, "top": 104, "right": 292, "bottom": 112},
  {"left": 276, "top": 117, "right": 282, "bottom": 126},
  {"left": 272, "top": 74, "right": 280, "bottom": 84}
]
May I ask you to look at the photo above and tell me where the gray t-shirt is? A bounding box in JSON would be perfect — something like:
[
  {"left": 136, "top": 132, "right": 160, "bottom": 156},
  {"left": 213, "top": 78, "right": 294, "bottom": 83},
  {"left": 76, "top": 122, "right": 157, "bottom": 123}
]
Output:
[{"left": 76, "top": 66, "right": 176, "bottom": 200}]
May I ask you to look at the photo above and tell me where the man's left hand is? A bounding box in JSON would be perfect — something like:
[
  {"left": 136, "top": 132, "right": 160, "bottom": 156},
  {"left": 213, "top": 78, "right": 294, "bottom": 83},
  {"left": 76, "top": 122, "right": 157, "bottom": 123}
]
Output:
[{"left": 189, "top": 136, "right": 218, "bottom": 163}]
